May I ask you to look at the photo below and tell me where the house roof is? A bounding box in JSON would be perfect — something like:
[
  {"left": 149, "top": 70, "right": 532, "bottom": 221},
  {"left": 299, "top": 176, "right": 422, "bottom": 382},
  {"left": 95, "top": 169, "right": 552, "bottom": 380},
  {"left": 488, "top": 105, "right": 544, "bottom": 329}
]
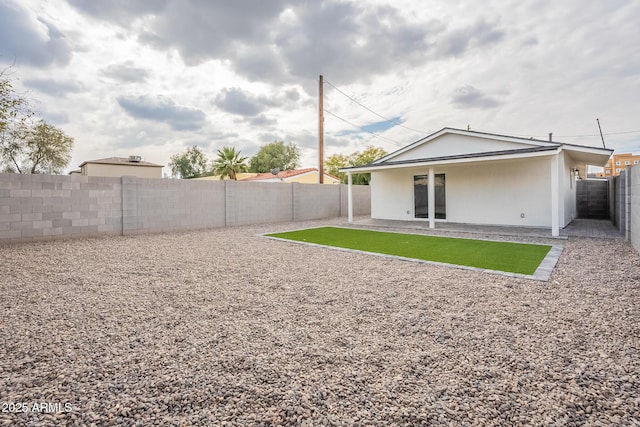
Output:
[
  {"left": 240, "top": 168, "right": 341, "bottom": 182},
  {"left": 372, "top": 146, "right": 560, "bottom": 167},
  {"left": 341, "top": 127, "right": 613, "bottom": 173},
  {"left": 79, "top": 157, "right": 163, "bottom": 168},
  {"left": 191, "top": 173, "right": 258, "bottom": 181}
]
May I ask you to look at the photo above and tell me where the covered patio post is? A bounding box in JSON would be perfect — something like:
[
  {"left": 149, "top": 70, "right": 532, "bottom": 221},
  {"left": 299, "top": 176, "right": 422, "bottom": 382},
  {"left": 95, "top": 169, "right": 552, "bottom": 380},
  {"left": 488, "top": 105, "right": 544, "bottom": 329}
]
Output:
[
  {"left": 551, "top": 155, "right": 559, "bottom": 237},
  {"left": 428, "top": 167, "right": 435, "bottom": 229},
  {"left": 347, "top": 171, "right": 353, "bottom": 223}
]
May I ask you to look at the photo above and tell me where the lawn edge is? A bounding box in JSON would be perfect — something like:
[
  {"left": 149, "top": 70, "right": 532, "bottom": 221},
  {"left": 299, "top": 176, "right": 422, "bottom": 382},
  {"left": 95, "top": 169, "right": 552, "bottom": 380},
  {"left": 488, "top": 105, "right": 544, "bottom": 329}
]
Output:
[{"left": 261, "top": 226, "right": 563, "bottom": 282}]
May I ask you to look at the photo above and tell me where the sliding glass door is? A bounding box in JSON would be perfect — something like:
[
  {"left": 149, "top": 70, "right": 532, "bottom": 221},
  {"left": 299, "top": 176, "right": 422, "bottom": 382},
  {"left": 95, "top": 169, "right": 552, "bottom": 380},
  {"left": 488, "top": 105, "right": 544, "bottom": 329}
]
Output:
[{"left": 414, "top": 174, "right": 446, "bottom": 219}]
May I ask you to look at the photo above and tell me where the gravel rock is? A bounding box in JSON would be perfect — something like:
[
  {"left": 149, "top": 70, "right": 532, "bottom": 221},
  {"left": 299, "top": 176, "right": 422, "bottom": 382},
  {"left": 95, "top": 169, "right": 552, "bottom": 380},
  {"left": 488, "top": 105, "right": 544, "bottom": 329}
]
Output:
[{"left": 1, "top": 217, "right": 639, "bottom": 426}]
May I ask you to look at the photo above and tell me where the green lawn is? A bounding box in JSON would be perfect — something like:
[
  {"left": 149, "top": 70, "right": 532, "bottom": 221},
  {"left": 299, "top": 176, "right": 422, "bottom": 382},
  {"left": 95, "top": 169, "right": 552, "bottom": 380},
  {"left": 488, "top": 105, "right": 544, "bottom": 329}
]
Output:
[{"left": 266, "top": 227, "right": 552, "bottom": 275}]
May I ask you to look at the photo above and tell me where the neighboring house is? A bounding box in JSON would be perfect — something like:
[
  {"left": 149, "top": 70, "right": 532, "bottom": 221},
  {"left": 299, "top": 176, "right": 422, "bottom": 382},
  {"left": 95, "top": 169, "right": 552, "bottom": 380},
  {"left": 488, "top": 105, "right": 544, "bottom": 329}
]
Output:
[
  {"left": 595, "top": 153, "right": 640, "bottom": 177},
  {"left": 340, "top": 128, "right": 612, "bottom": 236},
  {"left": 239, "top": 168, "right": 341, "bottom": 184},
  {"left": 78, "top": 156, "right": 163, "bottom": 178}
]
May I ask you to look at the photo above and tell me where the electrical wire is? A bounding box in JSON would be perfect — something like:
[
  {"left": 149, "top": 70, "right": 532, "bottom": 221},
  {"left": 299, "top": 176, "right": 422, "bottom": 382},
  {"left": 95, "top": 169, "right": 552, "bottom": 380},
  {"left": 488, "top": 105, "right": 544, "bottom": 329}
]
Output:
[
  {"left": 322, "top": 77, "right": 640, "bottom": 143},
  {"left": 552, "top": 129, "right": 640, "bottom": 138},
  {"left": 323, "top": 109, "right": 405, "bottom": 147},
  {"left": 466, "top": 127, "right": 640, "bottom": 140},
  {"left": 323, "top": 78, "right": 431, "bottom": 136}
]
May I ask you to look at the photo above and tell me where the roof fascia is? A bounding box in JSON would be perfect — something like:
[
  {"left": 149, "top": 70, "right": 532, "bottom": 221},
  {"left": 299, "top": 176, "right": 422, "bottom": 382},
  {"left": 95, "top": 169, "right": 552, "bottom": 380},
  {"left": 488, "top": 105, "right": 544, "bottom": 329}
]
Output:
[{"left": 341, "top": 147, "right": 561, "bottom": 173}]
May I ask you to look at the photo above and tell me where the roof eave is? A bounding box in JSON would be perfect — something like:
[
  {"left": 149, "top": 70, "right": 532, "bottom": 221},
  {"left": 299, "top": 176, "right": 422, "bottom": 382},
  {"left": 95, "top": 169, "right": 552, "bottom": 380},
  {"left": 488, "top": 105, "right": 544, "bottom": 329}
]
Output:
[
  {"left": 340, "top": 147, "right": 562, "bottom": 173},
  {"left": 374, "top": 127, "right": 561, "bottom": 164}
]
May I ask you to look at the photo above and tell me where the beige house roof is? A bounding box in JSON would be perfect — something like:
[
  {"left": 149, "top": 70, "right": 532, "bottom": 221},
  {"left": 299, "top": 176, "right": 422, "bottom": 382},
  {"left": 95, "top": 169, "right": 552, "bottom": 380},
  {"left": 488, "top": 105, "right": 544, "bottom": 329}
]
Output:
[
  {"left": 191, "top": 173, "right": 258, "bottom": 181},
  {"left": 78, "top": 157, "right": 163, "bottom": 168},
  {"left": 240, "top": 168, "right": 341, "bottom": 183}
]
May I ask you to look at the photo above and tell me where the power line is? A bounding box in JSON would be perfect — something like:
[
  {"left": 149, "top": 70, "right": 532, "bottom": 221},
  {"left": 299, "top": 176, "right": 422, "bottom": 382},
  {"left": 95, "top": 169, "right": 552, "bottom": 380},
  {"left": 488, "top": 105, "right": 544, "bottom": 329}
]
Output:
[
  {"left": 323, "top": 109, "right": 404, "bottom": 147},
  {"left": 323, "top": 77, "right": 640, "bottom": 143},
  {"left": 553, "top": 129, "right": 640, "bottom": 138},
  {"left": 323, "top": 78, "right": 430, "bottom": 136},
  {"left": 471, "top": 127, "right": 640, "bottom": 140}
]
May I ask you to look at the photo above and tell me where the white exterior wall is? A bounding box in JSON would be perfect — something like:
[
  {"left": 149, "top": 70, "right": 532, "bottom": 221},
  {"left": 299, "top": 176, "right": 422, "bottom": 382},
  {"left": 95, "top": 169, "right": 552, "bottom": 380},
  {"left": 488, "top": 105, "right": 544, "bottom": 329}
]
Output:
[
  {"left": 559, "top": 151, "right": 577, "bottom": 227},
  {"left": 371, "top": 156, "right": 554, "bottom": 227},
  {"left": 370, "top": 171, "right": 414, "bottom": 220}
]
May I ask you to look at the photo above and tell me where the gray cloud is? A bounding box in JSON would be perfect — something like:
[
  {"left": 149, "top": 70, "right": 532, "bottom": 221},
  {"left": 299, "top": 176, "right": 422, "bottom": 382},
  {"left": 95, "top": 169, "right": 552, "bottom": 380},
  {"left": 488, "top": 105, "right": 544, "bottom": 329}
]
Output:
[
  {"left": 117, "top": 95, "right": 206, "bottom": 131},
  {"left": 67, "top": 0, "right": 169, "bottom": 25},
  {"left": 24, "top": 78, "right": 84, "bottom": 96},
  {"left": 139, "top": 0, "right": 289, "bottom": 65},
  {"left": 436, "top": 18, "right": 505, "bottom": 57},
  {"left": 0, "top": 1, "right": 72, "bottom": 67},
  {"left": 249, "top": 114, "right": 277, "bottom": 127},
  {"left": 101, "top": 62, "right": 151, "bottom": 83},
  {"left": 451, "top": 85, "right": 502, "bottom": 109},
  {"left": 70, "top": 0, "right": 506, "bottom": 92},
  {"left": 214, "top": 87, "right": 302, "bottom": 118},
  {"left": 231, "top": 46, "right": 288, "bottom": 83},
  {"left": 274, "top": 2, "right": 439, "bottom": 87},
  {"left": 215, "top": 88, "right": 269, "bottom": 117}
]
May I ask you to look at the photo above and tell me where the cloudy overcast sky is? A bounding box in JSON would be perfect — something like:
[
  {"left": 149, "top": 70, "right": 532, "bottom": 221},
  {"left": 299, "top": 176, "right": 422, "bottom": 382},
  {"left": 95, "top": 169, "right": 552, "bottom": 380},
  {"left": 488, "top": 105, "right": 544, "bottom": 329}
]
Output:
[{"left": 2, "top": 0, "right": 639, "bottom": 174}]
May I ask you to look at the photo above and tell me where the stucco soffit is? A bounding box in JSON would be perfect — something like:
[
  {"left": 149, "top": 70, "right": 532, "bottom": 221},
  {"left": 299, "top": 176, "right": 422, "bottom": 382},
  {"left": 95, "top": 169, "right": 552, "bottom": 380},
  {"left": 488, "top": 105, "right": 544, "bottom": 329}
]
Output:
[{"left": 561, "top": 146, "right": 613, "bottom": 167}]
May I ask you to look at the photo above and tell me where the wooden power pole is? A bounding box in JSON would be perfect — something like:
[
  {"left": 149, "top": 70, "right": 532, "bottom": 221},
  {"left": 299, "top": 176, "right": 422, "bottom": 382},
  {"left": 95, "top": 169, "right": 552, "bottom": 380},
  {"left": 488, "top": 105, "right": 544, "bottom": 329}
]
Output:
[{"left": 318, "top": 75, "right": 324, "bottom": 184}]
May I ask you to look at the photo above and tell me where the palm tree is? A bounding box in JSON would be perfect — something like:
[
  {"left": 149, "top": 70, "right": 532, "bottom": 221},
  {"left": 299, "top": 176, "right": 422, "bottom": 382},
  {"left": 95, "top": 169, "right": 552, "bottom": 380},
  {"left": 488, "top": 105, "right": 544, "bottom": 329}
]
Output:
[{"left": 212, "top": 146, "right": 248, "bottom": 180}]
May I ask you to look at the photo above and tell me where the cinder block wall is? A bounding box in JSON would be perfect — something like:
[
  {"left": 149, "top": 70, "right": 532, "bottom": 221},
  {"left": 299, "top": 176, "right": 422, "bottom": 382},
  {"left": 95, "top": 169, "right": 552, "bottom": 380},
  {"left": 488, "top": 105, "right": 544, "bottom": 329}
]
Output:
[
  {"left": 0, "top": 174, "right": 372, "bottom": 244},
  {"left": 342, "top": 184, "right": 372, "bottom": 216},
  {"left": 225, "top": 180, "right": 294, "bottom": 226},
  {"left": 0, "top": 173, "right": 122, "bottom": 243},
  {"left": 294, "top": 183, "right": 340, "bottom": 221},
  {"left": 616, "top": 172, "right": 627, "bottom": 237},
  {"left": 123, "top": 177, "right": 226, "bottom": 235},
  {"left": 629, "top": 167, "right": 640, "bottom": 252}
]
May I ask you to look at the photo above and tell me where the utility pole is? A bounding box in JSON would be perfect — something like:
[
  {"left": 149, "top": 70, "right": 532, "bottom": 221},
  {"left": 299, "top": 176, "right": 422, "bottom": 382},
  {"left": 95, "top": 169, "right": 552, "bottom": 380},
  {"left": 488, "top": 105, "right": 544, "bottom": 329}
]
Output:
[{"left": 318, "top": 75, "right": 324, "bottom": 184}]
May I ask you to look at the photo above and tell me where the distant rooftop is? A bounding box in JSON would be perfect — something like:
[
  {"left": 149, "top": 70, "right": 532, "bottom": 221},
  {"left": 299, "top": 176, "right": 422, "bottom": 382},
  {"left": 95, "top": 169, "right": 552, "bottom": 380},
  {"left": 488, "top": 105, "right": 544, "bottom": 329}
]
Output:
[
  {"left": 78, "top": 157, "right": 163, "bottom": 168},
  {"left": 240, "top": 168, "right": 340, "bottom": 181}
]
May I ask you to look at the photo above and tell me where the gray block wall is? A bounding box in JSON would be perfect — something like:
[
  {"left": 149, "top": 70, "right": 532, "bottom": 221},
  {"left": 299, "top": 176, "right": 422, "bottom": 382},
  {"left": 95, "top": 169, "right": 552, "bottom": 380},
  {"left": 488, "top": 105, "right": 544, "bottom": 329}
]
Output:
[
  {"left": 225, "top": 180, "right": 294, "bottom": 226},
  {"left": 0, "top": 173, "right": 372, "bottom": 244},
  {"left": 629, "top": 167, "right": 640, "bottom": 253},
  {"left": 341, "top": 184, "right": 372, "bottom": 216},
  {"left": 0, "top": 173, "right": 122, "bottom": 243},
  {"left": 123, "top": 178, "right": 226, "bottom": 235},
  {"left": 614, "top": 172, "right": 627, "bottom": 237},
  {"left": 294, "top": 183, "right": 340, "bottom": 221}
]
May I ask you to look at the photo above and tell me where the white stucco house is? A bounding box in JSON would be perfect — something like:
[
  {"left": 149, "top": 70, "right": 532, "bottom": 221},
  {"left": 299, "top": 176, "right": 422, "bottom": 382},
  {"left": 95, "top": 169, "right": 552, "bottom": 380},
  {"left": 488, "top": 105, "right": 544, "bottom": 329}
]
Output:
[{"left": 340, "top": 128, "right": 613, "bottom": 236}]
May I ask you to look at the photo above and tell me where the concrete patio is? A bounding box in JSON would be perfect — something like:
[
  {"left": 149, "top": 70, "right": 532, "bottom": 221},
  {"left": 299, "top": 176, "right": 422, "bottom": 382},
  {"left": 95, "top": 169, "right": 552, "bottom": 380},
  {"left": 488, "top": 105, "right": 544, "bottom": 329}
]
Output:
[{"left": 351, "top": 218, "right": 622, "bottom": 239}]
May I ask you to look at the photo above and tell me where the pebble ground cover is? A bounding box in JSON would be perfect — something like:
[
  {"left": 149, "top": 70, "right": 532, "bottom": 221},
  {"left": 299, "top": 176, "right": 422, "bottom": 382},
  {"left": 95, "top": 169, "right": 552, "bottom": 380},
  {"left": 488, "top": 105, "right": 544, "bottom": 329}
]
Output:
[{"left": 1, "top": 217, "right": 639, "bottom": 426}]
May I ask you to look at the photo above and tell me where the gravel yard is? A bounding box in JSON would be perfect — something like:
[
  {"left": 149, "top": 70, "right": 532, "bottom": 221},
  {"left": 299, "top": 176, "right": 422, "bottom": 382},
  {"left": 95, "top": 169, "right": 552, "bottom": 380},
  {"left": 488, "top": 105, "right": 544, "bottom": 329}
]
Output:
[{"left": 1, "top": 217, "right": 639, "bottom": 426}]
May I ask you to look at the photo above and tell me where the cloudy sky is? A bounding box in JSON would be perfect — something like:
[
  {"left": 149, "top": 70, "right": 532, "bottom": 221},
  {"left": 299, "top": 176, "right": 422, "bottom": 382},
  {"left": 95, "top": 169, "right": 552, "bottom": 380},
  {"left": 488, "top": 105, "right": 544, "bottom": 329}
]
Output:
[{"left": 2, "top": 0, "right": 639, "bottom": 175}]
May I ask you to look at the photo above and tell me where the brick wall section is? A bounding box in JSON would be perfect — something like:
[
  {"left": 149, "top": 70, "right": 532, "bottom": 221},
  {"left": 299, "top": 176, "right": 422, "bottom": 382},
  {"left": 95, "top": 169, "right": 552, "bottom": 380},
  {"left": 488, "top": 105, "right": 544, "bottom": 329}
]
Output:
[
  {"left": 0, "top": 174, "right": 372, "bottom": 244},
  {"left": 0, "top": 173, "right": 122, "bottom": 243},
  {"left": 629, "top": 167, "right": 640, "bottom": 252}
]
